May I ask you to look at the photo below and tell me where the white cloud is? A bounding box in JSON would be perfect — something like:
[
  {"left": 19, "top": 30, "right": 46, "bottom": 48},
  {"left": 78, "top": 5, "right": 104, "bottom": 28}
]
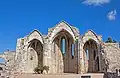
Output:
[
  {"left": 107, "top": 9, "right": 117, "bottom": 20},
  {"left": 82, "top": 0, "right": 111, "bottom": 6}
]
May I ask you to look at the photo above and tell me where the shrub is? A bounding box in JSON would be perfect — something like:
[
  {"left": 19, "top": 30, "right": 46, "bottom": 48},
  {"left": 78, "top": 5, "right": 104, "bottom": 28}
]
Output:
[
  {"left": 34, "top": 66, "right": 43, "bottom": 74},
  {"left": 34, "top": 65, "right": 49, "bottom": 74},
  {"left": 43, "top": 66, "right": 49, "bottom": 73}
]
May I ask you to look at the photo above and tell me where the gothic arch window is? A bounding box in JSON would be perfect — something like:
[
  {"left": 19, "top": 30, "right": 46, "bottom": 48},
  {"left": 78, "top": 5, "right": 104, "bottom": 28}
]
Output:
[
  {"left": 86, "top": 49, "right": 89, "bottom": 60},
  {"left": 61, "top": 37, "right": 66, "bottom": 55},
  {"left": 71, "top": 44, "right": 74, "bottom": 59},
  {"left": 53, "top": 29, "right": 76, "bottom": 73}
]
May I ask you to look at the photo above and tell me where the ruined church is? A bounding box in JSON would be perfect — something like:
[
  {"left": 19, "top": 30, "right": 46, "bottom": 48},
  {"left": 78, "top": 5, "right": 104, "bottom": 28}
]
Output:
[{"left": 0, "top": 21, "right": 120, "bottom": 74}]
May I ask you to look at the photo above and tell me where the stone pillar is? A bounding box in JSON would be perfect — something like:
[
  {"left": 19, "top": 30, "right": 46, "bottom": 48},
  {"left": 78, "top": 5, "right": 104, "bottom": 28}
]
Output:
[
  {"left": 68, "top": 39, "right": 70, "bottom": 72},
  {"left": 43, "top": 38, "right": 52, "bottom": 74},
  {"left": 48, "top": 42, "right": 53, "bottom": 74},
  {"left": 79, "top": 43, "right": 85, "bottom": 74},
  {"left": 76, "top": 39, "right": 81, "bottom": 74},
  {"left": 98, "top": 44, "right": 102, "bottom": 72},
  {"left": 74, "top": 41, "right": 77, "bottom": 73}
]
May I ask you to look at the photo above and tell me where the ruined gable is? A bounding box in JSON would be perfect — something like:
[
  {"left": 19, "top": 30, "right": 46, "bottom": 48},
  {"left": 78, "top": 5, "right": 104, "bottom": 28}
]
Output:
[{"left": 0, "top": 21, "right": 119, "bottom": 75}]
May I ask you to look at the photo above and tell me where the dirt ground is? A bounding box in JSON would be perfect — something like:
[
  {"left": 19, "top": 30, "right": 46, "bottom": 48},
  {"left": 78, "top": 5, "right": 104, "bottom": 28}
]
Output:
[{"left": 12, "top": 73, "right": 104, "bottom": 78}]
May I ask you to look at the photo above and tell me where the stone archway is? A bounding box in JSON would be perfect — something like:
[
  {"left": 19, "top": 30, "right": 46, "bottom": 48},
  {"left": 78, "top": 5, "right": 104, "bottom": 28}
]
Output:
[
  {"left": 83, "top": 39, "right": 100, "bottom": 73},
  {"left": 53, "top": 30, "right": 75, "bottom": 73},
  {"left": 28, "top": 39, "right": 43, "bottom": 73}
]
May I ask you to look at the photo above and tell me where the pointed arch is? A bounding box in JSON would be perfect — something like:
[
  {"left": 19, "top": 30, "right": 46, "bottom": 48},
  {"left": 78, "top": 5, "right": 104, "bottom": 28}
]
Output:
[
  {"left": 82, "top": 30, "right": 100, "bottom": 44},
  {"left": 27, "top": 30, "right": 44, "bottom": 73},
  {"left": 27, "top": 39, "right": 43, "bottom": 73},
  {"left": 51, "top": 22, "right": 76, "bottom": 73},
  {"left": 82, "top": 30, "right": 101, "bottom": 73},
  {"left": 49, "top": 21, "right": 75, "bottom": 42},
  {"left": 28, "top": 29, "right": 44, "bottom": 44},
  {"left": 61, "top": 37, "right": 66, "bottom": 55},
  {"left": 83, "top": 39, "right": 100, "bottom": 73}
]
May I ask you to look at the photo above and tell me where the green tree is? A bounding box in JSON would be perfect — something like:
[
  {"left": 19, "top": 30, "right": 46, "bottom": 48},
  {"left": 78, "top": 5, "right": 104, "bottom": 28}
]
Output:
[{"left": 105, "top": 37, "right": 113, "bottom": 43}]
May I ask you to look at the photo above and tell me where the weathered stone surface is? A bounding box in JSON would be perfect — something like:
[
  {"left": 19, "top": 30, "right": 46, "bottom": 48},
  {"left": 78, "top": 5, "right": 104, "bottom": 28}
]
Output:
[{"left": 0, "top": 21, "right": 119, "bottom": 76}]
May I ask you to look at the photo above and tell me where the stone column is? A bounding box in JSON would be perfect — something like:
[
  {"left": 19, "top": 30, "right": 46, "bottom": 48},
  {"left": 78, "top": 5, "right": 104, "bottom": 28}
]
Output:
[
  {"left": 98, "top": 44, "right": 101, "bottom": 72},
  {"left": 43, "top": 38, "right": 52, "bottom": 74},
  {"left": 75, "top": 40, "right": 80, "bottom": 74},
  {"left": 68, "top": 39, "right": 71, "bottom": 72},
  {"left": 43, "top": 39, "right": 48, "bottom": 69},
  {"left": 79, "top": 43, "right": 85, "bottom": 74}
]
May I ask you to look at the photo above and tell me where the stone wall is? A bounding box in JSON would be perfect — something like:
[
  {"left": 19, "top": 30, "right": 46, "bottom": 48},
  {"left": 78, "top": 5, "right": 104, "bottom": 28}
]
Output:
[
  {"left": 0, "top": 21, "right": 120, "bottom": 75},
  {"left": 103, "top": 43, "right": 120, "bottom": 73}
]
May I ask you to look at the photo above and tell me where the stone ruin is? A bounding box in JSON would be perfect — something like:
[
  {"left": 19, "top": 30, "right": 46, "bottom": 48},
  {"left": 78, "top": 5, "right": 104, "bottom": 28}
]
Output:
[{"left": 0, "top": 21, "right": 120, "bottom": 77}]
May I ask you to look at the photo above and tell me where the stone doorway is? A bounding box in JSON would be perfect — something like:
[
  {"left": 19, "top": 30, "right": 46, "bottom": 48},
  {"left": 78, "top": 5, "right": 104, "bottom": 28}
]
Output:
[
  {"left": 53, "top": 30, "right": 75, "bottom": 73},
  {"left": 28, "top": 39, "right": 43, "bottom": 73},
  {"left": 83, "top": 39, "right": 99, "bottom": 73}
]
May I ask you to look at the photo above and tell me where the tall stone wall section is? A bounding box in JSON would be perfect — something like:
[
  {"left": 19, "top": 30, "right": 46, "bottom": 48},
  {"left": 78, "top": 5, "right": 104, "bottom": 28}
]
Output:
[{"left": 104, "top": 43, "right": 120, "bottom": 73}]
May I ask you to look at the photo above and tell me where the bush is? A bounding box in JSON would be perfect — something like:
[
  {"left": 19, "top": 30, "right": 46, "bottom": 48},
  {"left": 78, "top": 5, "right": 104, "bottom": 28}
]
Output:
[
  {"left": 105, "top": 37, "right": 113, "bottom": 43},
  {"left": 105, "top": 37, "right": 117, "bottom": 43},
  {"left": 34, "top": 66, "right": 49, "bottom": 74},
  {"left": 43, "top": 66, "right": 49, "bottom": 73},
  {"left": 34, "top": 66, "right": 43, "bottom": 74}
]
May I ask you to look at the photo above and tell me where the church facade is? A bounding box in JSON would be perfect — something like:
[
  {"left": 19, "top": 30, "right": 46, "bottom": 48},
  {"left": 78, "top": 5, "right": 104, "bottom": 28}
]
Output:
[{"left": 0, "top": 21, "right": 120, "bottom": 74}]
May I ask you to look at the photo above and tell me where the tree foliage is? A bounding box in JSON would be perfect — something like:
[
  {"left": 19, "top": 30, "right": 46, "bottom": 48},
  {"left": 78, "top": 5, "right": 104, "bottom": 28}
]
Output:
[{"left": 105, "top": 37, "right": 117, "bottom": 43}]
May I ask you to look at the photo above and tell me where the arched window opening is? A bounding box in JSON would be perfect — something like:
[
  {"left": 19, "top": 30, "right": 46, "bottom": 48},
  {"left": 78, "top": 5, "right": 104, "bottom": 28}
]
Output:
[
  {"left": 71, "top": 44, "right": 74, "bottom": 59},
  {"left": 86, "top": 49, "right": 89, "bottom": 60},
  {"left": 61, "top": 38, "right": 66, "bottom": 55},
  {"left": 53, "top": 30, "right": 76, "bottom": 73}
]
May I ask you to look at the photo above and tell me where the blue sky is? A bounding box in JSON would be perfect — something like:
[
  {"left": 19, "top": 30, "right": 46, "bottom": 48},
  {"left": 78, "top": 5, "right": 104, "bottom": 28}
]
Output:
[{"left": 0, "top": 0, "right": 119, "bottom": 53}]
